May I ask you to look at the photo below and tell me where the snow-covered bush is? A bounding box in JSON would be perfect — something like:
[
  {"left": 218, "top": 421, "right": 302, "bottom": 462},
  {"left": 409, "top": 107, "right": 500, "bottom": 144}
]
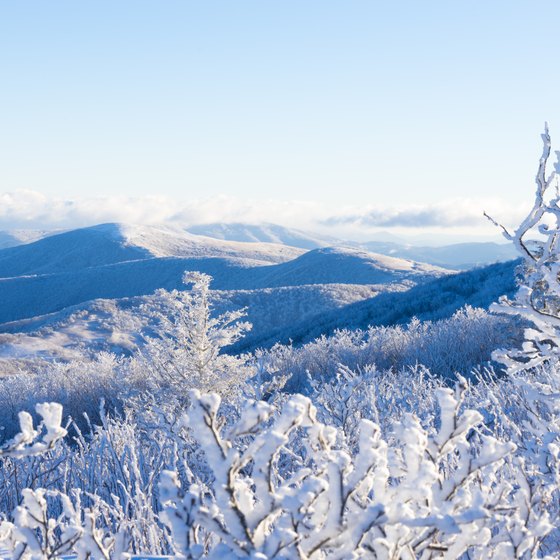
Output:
[
  {"left": 308, "top": 364, "right": 440, "bottom": 441},
  {"left": 3, "top": 365, "right": 560, "bottom": 558},
  {"left": 0, "top": 352, "right": 127, "bottom": 439},
  {"left": 0, "top": 401, "right": 176, "bottom": 558},
  {"left": 158, "top": 384, "right": 559, "bottom": 558},
  {"left": 0, "top": 488, "right": 118, "bottom": 560},
  {"left": 256, "top": 305, "right": 519, "bottom": 393},
  {"left": 0, "top": 402, "right": 66, "bottom": 459},
  {"left": 482, "top": 125, "right": 560, "bottom": 554}
]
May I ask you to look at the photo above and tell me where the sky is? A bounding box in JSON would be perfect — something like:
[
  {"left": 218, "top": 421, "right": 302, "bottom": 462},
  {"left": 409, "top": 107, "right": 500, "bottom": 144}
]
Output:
[{"left": 1, "top": 1, "right": 560, "bottom": 241}]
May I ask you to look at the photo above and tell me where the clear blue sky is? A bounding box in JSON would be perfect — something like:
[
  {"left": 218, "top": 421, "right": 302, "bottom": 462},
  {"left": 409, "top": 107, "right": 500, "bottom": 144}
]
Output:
[{"left": 1, "top": 1, "right": 559, "bottom": 234}]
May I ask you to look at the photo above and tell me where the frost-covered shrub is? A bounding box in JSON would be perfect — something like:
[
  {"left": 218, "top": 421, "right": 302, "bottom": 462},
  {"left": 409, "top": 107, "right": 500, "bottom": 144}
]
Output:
[
  {"left": 308, "top": 364, "right": 441, "bottom": 441},
  {"left": 1, "top": 364, "right": 560, "bottom": 557},
  {"left": 0, "top": 401, "right": 177, "bottom": 557},
  {"left": 257, "top": 305, "right": 520, "bottom": 393},
  {"left": 0, "top": 353, "right": 127, "bottom": 440},
  {"left": 3, "top": 377, "right": 557, "bottom": 559},
  {"left": 158, "top": 385, "right": 557, "bottom": 558}
]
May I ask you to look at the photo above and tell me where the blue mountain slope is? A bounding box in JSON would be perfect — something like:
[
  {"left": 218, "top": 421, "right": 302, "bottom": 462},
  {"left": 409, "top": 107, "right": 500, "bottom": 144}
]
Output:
[
  {"left": 0, "top": 257, "right": 247, "bottom": 323},
  {"left": 0, "top": 224, "right": 150, "bottom": 277},
  {"left": 243, "top": 247, "right": 447, "bottom": 288},
  {"left": 233, "top": 259, "right": 519, "bottom": 352},
  {"left": 0, "top": 259, "right": 517, "bottom": 362},
  {"left": 0, "top": 244, "right": 447, "bottom": 324}
]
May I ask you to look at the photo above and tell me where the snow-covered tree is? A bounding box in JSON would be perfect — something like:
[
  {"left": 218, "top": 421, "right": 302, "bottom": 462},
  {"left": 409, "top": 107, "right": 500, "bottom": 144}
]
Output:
[
  {"left": 486, "top": 124, "right": 560, "bottom": 371},
  {"left": 136, "top": 272, "right": 252, "bottom": 397},
  {"left": 485, "top": 125, "right": 560, "bottom": 554}
]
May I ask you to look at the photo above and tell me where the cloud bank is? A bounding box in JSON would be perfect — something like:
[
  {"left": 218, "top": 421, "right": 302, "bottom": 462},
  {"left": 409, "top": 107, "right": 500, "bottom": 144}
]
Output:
[
  {"left": 0, "top": 190, "right": 526, "bottom": 242},
  {"left": 323, "top": 199, "right": 524, "bottom": 229}
]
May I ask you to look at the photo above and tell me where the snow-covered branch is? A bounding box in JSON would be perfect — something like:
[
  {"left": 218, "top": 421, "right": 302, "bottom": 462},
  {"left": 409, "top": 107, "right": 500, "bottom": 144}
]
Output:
[{"left": 0, "top": 403, "right": 66, "bottom": 459}]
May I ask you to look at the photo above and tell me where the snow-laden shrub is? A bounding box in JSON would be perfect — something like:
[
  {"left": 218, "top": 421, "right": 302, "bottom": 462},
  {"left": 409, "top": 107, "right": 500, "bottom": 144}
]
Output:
[
  {"left": 308, "top": 364, "right": 440, "bottom": 441},
  {"left": 2, "top": 378, "right": 556, "bottom": 559},
  {"left": 0, "top": 488, "right": 118, "bottom": 560},
  {"left": 0, "top": 352, "right": 126, "bottom": 439},
  {"left": 0, "top": 400, "right": 176, "bottom": 558},
  {"left": 257, "top": 305, "right": 519, "bottom": 393},
  {"left": 1, "top": 361, "right": 560, "bottom": 557},
  {"left": 157, "top": 383, "right": 559, "bottom": 559},
  {"left": 481, "top": 124, "right": 560, "bottom": 554},
  {"left": 0, "top": 402, "right": 66, "bottom": 459}
]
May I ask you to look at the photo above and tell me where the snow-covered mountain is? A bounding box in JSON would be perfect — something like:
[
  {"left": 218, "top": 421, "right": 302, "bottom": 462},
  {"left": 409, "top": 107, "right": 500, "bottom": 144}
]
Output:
[
  {"left": 0, "top": 223, "right": 303, "bottom": 277},
  {"left": 0, "top": 222, "right": 517, "bottom": 270},
  {"left": 190, "top": 222, "right": 516, "bottom": 269},
  {"left": 187, "top": 222, "right": 339, "bottom": 249},
  {"left": 361, "top": 240, "right": 517, "bottom": 270},
  {"left": 0, "top": 221, "right": 518, "bottom": 366},
  {"left": 243, "top": 246, "right": 446, "bottom": 288}
]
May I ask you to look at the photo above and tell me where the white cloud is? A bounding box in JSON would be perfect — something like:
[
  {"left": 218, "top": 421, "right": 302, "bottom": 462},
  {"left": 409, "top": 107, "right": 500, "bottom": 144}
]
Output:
[
  {"left": 324, "top": 198, "right": 526, "bottom": 228},
  {"left": 0, "top": 190, "right": 528, "bottom": 242}
]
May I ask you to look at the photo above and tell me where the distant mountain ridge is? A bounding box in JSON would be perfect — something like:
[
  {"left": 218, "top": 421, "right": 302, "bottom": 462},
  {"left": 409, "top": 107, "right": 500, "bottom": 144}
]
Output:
[
  {"left": 0, "top": 222, "right": 517, "bottom": 270},
  {"left": 188, "top": 222, "right": 338, "bottom": 249},
  {"left": 361, "top": 240, "right": 517, "bottom": 270},
  {"left": 188, "top": 222, "right": 517, "bottom": 269},
  {"left": 0, "top": 223, "right": 303, "bottom": 278}
]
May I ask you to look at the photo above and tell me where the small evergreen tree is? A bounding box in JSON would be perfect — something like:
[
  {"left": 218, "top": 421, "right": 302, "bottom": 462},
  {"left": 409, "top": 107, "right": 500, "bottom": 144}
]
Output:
[{"left": 136, "top": 272, "right": 252, "bottom": 396}]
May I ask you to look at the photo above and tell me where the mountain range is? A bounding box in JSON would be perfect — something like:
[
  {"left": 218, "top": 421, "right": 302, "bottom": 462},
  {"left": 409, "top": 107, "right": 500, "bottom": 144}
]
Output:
[
  {"left": 188, "top": 222, "right": 516, "bottom": 269},
  {"left": 0, "top": 222, "right": 519, "bottom": 366}
]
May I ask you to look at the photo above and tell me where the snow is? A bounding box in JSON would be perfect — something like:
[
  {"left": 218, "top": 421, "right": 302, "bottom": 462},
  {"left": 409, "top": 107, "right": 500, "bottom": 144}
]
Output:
[{"left": 119, "top": 223, "right": 304, "bottom": 262}]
